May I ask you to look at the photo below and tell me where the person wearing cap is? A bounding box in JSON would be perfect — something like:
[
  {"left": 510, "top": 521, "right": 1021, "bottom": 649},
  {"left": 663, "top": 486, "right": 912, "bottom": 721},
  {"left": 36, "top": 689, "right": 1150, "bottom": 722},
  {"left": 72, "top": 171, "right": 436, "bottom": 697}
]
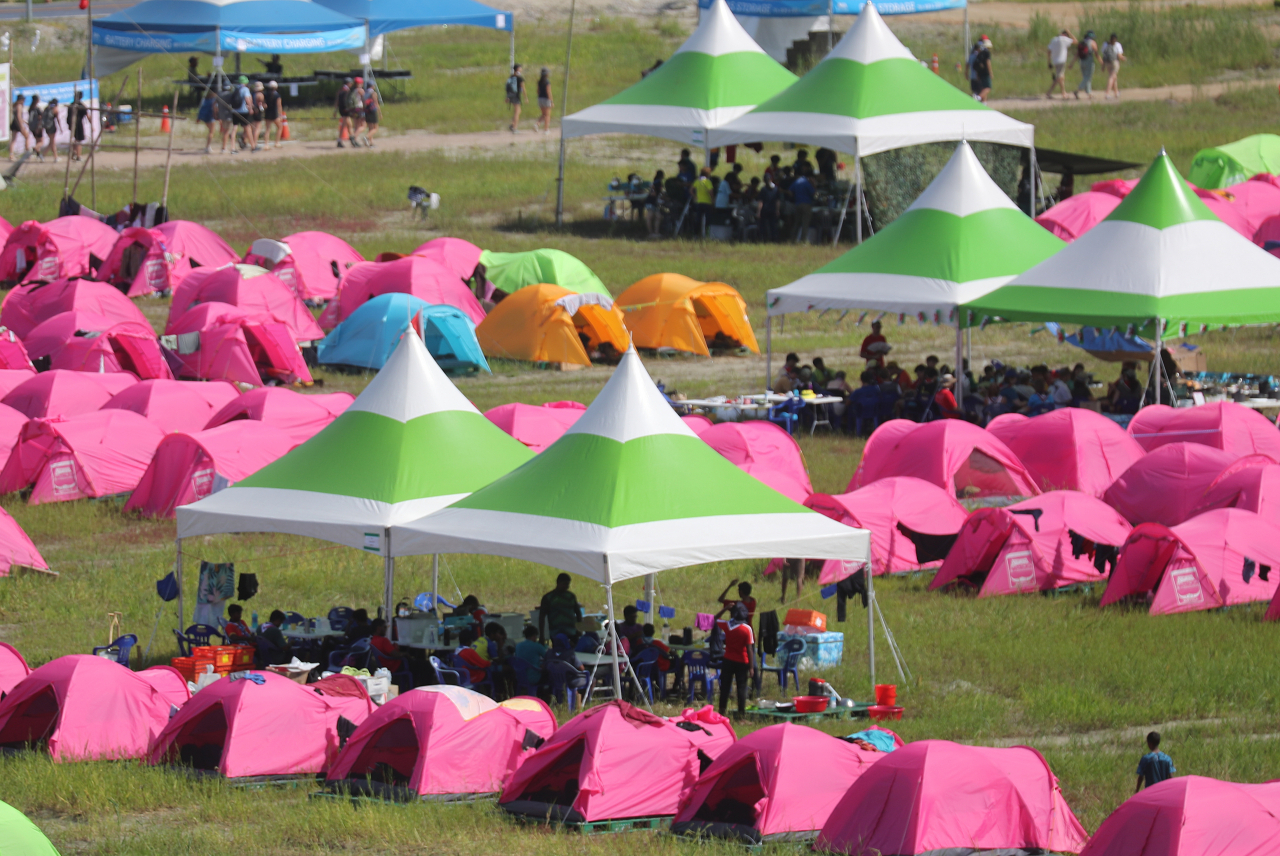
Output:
[
  {"left": 262, "top": 80, "right": 284, "bottom": 148},
  {"left": 936, "top": 373, "right": 964, "bottom": 419},
  {"left": 505, "top": 63, "right": 526, "bottom": 132},
  {"left": 249, "top": 80, "right": 265, "bottom": 151},
  {"left": 535, "top": 67, "right": 553, "bottom": 133},
  {"left": 1045, "top": 29, "right": 1077, "bottom": 99},
  {"left": 1072, "top": 30, "right": 1100, "bottom": 99},
  {"left": 347, "top": 76, "right": 366, "bottom": 147},
  {"left": 971, "top": 36, "right": 993, "bottom": 102},
  {"left": 230, "top": 75, "right": 252, "bottom": 152},
  {"left": 362, "top": 83, "right": 380, "bottom": 148},
  {"left": 334, "top": 76, "right": 352, "bottom": 148}
]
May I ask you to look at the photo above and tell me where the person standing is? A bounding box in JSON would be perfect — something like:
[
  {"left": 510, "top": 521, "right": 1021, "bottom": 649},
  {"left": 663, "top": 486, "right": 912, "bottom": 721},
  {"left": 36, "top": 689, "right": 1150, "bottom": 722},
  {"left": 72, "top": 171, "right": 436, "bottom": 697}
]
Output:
[
  {"left": 971, "top": 36, "right": 993, "bottom": 103},
  {"left": 505, "top": 63, "right": 526, "bottom": 132},
  {"left": 1102, "top": 33, "right": 1126, "bottom": 100},
  {"left": 9, "top": 95, "right": 34, "bottom": 161},
  {"left": 1136, "top": 731, "right": 1175, "bottom": 792},
  {"left": 790, "top": 168, "right": 815, "bottom": 242},
  {"left": 538, "top": 573, "right": 583, "bottom": 642},
  {"left": 262, "top": 80, "right": 283, "bottom": 148},
  {"left": 41, "top": 98, "right": 61, "bottom": 163},
  {"left": 250, "top": 81, "right": 266, "bottom": 151},
  {"left": 197, "top": 87, "right": 218, "bottom": 154},
  {"left": 1045, "top": 29, "right": 1076, "bottom": 99},
  {"left": 68, "top": 91, "right": 89, "bottom": 161},
  {"left": 362, "top": 84, "right": 380, "bottom": 147},
  {"left": 716, "top": 604, "right": 756, "bottom": 719},
  {"left": 219, "top": 85, "right": 236, "bottom": 154},
  {"left": 644, "top": 169, "right": 665, "bottom": 238},
  {"left": 1073, "top": 31, "right": 1100, "bottom": 99},
  {"left": 535, "top": 67, "right": 553, "bottom": 134},
  {"left": 347, "top": 77, "right": 366, "bottom": 147},
  {"left": 232, "top": 75, "right": 252, "bottom": 151},
  {"left": 860, "top": 319, "right": 887, "bottom": 361},
  {"left": 27, "top": 95, "right": 46, "bottom": 162},
  {"left": 758, "top": 173, "right": 781, "bottom": 242},
  {"left": 334, "top": 76, "right": 352, "bottom": 148}
]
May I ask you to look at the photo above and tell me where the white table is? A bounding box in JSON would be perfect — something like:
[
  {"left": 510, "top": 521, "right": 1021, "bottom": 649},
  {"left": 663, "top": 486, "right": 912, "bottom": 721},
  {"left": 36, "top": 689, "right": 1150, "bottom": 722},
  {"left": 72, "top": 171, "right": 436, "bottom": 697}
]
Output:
[
  {"left": 281, "top": 629, "right": 345, "bottom": 641},
  {"left": 679, "top": 394, "right": 843, "bottom": 434}
]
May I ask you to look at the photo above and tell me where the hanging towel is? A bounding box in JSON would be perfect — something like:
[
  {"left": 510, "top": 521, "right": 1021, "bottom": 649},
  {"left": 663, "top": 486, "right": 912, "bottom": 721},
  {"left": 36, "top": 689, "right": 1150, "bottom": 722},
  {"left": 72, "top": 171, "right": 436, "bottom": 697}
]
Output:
[
  {"left": 758, "top": 610, "right": 780, "bottom": 656},
  {"left": 694, "top": 612, "right": 715, "bottom": 632},
  {"left": 658, "top": 605, "right": 675, "bottom": 620},
  {"left": 194, "top": 562, "right": 235, "bottom": 627}
]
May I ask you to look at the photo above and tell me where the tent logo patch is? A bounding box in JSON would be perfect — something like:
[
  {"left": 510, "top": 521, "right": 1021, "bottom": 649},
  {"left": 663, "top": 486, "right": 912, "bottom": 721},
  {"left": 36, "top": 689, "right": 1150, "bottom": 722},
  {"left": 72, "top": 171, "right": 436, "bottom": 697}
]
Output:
[
  {"left": 50, "top": 459, "right": 78, "bottom": 496},
  {"left": 1005, "top": 550, "right": 1035, "bottom": 590},
  {"left": 1170, "top": 564, "right": 1203, "bottom": 605},
  {"left": 191, "top": 468, "right": 215, "bottom": 499}
]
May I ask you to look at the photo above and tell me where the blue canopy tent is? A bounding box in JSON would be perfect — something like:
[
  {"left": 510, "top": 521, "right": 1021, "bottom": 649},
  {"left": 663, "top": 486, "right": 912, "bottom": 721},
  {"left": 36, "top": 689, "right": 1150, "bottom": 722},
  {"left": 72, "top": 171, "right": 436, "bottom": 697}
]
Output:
[
  {"left": 317, "top": 293, "right": 490, "bottom": 373},
  {"left": 91, "top": 0, "right": 367, "bottom": 76},
  {"left": 312, "top": 0, "right": 513, "bottom": 37}
]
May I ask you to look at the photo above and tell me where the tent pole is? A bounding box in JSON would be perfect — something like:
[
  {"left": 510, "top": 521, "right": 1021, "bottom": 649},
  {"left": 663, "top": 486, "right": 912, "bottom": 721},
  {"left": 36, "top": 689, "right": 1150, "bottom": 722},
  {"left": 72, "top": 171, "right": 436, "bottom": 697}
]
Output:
[
  {"left": 509, "top": 22, "right": 515, "bottom": 69},
  {"left": 1153, "top": 319, "right": 1163, "bottom": 407},
  {"left": 132, "top": 67, "right": 141, "bottom": 207},
  {"left": 553, "top": 0, "right": 576, "bottom": 227},
  {"left": 604, "top": 559, "right": 622, "bottom": 700},
  {"left": 867, "top": 563, "right": 876, "bottom": 695},
  {"left": 854, "top": 147, "right": 862, "bottom": 244},
  {"left": 965, "top": 325, "right": 971, "bottom": 369},
  {"left": 161, "top": 89, "right": 178, "bottom": 210},
  {"left": 215, "top": 27, "right": 222, "bottom": 90},
  {"left": 383, "top": 528, "right": 394, "bottom": 622},
  {"left": 765, "top": 314, "right": 772, "bottom": 390},
  {"left": 833, "top": 169, "right": 855, "bottom": 248},
  {"left": 431, "top": 554, "right": 439, "bottom": 615},
  {"left": 954, "top": 323, "right": 963, "bottom": 390},
  {"left": 643, "top": 573, "right": 655, "bottom": 629},
  {"left": 175, "top": 537, "right": 184, "bottom": 629}
]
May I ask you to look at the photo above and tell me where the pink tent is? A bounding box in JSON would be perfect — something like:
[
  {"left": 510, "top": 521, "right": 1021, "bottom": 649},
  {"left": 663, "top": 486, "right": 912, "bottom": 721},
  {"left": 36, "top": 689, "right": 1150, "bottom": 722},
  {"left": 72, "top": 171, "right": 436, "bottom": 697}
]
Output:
[
  {"left": 319, "top": 256, "right": 486, "bottom": 329},
  {"left": 852, "top": 419, "right": 1039, "bottom": 498},
  {"left": 1103, "top": 508, "right": 1280, "bottom": 614},
  {"left": 0, "top": 655, "right": 178, "bottom": 761},
  {"left": 1092, "top": 178, "right": 1137, "bottom": 197},
  {"left": 1191, "top": 463, "right": 1280, "bottom": 526},
  {"left": 1035, "top": 192, "right": 1121, "bottom": 242},
  {"left": 988, "top": 409, "right": 1146, "bottom": 496},
  {"left": 0, "top": 333, "right": 34, "bottom": 371},
  {"left": 1199, "top": 194, "right": 1255, "bottom": 239},
  {"left": 168, "top": 264, "right": 324, "bottom": 342},
  {"left": 931, "top": 491, "right": 1133, "bottom": 596},
  {"left": 0, "top": 643, "right": 31, "bottom": 696},
  {"left": 205, "top": 387, "right": 352, "bottom": 444},
  {"left": 1081, "top": 776, "right": 1280, "bottom": 856},
  {"left": 681, "top": 414, "right": 713, "bottom": 435},
  {"left": 24, "top": 310, "right": 156, "bottom": 361},
  {"left": 1257, "top": 213, "right": 1280, "bottom": 256},
  {"left": 816, "top": 740, "right": 1088, "bottom": 856},
  {"left": 500, "top": 701, "right": 731, "bottom": 823},
  {"left": 484, "top": 401, "right": 586, "bottom": 453},
  {"left": 1222, "top": 177, "right": 1280, "bottom": 237},
  {"left": 269, "top": 231, "right": 364, "bottom": 302},
  {"left": 808, "top": 478, "right": 967, "bottom": 575},
  {"left": 98, "top": 221, "right": 239, "bottom": 297},
  {"left": 412, "top": 237, "right": 483, "bottom": 281},
  {"left": 1128, "top": 402, "right": 1280, "bottom": 459},
  {"left": 135, "top": 666, "right": 192, "bottom": 708},
  {"left": 43, "top": 325, "right": 172, "bottom": 381},
  {"left": 0, "top": 277, "right": 150, "bottom": 339},
  {"left": 672, "top": 723, "right": 884, "bottom": 843},
  {"left": 0, "top": 401, "right": 30, "bottom": 470},
  {"left": 701, "top": 421, "right": 813, "bottom": 504},
  {"left": 1102, "top": 442, "right": 1255, "bottom": 526},
  {"left": 326, "top": 687, "right": 557, "bottom": 800},
  {"left": 0, "top": 217, "right": 119, "bottom": 284},
  {"left": 149, "top": 670, "right": 373, "bottom": 778},
  {"left": 2, "top": 370, "right": 136, "bottom": 418},
  {"left": 0, "top": 505, "right": 50, "bottom": 576},
  {"left": 0, "top": 410, "right": 164, "bottom": 503},
  {"left": 169, "top": 302, "right": 313, "bottom": 387},
  {"left": 0, "top": 371, "right": 35, "bottom": 399},
  {"left": 103, "top": 379, "right": 240, "bottom": 434},
  {"left": 125, "top": 421, "right": 297, "bottom": 518}
]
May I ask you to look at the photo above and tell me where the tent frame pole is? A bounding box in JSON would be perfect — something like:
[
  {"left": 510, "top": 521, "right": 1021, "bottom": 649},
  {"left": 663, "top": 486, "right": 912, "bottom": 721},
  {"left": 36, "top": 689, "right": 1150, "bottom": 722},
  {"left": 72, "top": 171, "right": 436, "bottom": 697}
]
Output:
[
  {"left": 1153, "top": 319, "right": 1163, "bottom": 406},
  {"left": 867, "top": 563, "right": 876, "bottom": 695},
  {"left": 603, "top": 558, "right": 622, "bottom": 700},
  {"left": 854, "top": 147, "right": 863, "bottom": 244},
  {"left": 643, "top": 573, "right": 655, "bottom": 630},
  {"left": 509, "top": 23, "right": 515, "bottom": 69},
  {"left": 175, "top": 537, "right": 184, "bottom": 629},
  {"left": 833, "top": 167, "right": 856, "bottom": 248},
  {"left": 383, "top": 528, "right": 394, "bottom": 622},
  {"left": 431, "top": 554, "right": 439, "bottom": 615},
  {"left": 954, "top": 323, "right": 964, "bottom": 393},
  {"left": 765, "top": 314, "right": 772, "bottom": 390},
  {"left": 553, "top": 0, "right": 576, "bottom": 227}
]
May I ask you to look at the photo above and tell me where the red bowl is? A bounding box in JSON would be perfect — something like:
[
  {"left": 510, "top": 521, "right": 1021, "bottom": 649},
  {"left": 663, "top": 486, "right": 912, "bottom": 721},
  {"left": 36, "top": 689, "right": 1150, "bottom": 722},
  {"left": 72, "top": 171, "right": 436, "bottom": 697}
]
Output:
[
  {"left": 868, "top": 704, "right": 904, "bottom": 721},
  {"left": 792, "top": 695, "right": 829, "bottom": 713}
]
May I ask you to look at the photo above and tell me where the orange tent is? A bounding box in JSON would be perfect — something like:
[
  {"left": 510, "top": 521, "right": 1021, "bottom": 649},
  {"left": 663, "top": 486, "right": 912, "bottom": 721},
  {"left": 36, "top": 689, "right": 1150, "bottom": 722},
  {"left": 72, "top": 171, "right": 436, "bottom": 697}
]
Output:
[
  {"left": 475, "top": 284, "right": 629, "bottom": 368},
  {"left": 616, "top": 273, "right": 759, "bottom": 357}
]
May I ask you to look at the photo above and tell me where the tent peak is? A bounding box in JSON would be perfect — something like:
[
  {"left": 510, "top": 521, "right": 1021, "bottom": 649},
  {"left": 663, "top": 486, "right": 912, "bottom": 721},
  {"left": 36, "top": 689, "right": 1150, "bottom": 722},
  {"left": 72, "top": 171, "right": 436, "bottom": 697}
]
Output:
[
  {"left": 1107, "top": 151, "right": 1219, "bottom": 231},
  {"left": 564, "top": 349, "right": 698, "bottom": 444},
  {"left": 907, "top": 140, "right": 1020, "bottom": 218},
  {"left": 345, "top": 328, "right": 481, "bottom": 423},
  {"left": 676, "top": 0, "right": 767, "bottom": 58},
  {"left": 825, "top": 1, "right": 915, "bottom": 66}
]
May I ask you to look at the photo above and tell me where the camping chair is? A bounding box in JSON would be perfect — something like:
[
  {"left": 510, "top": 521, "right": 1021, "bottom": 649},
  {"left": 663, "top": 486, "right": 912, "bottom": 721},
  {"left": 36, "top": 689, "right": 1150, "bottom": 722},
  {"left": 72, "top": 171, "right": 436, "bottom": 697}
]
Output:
[
  {"left": 547, "top": 659, "right": 587, "bottom": 713},
  {"left": 172, "top": 629, "right": 195, "bottom": 657},
  {"left": 326, "top": 646, "right": 354, "bottom": 672},
  {"left": 509, "top": 656, "right": 541, "bottom": 697},
  {"left": 450, "top": 652, "right": 495, "bottom": 698},
  {"left": 683, "top": 649, "right": 718, "bottom": 704},
  {"left": 849, "top": 386, "right": 881, "bottom": 436},
  {"left": 767, "top": 398, "right": 805, "bottom": 435},
  {"left": 625, "top": 648, "right": 664, "bottom": 704},
  {"left": 254, "top": 635, "right": 287, "bottom": 668},
  {"left": 93, "top": 634, "right": 138, "bottom": 667},
  {"left": 327, "top": 607, "right": 354, "bottom": 632},
  {"left": 760, "top": 638, "right": 806, "bottom": 692},
  {"left": 368, "top": 646, "right": 414, "bottom": 692},
  {"left": 283, "top": 611, "right": 307, "bottom": 627},
  {"left": 429, "top": 655, "right": 466, "bottom": 687},
  {"left": 184, "top": 624, "right": 225, "bottom": 647}
]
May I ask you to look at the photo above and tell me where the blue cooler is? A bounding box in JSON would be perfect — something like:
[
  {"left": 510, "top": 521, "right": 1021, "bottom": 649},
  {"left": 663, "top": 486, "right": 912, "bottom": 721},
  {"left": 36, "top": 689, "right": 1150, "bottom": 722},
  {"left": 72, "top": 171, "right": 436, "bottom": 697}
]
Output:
[{"left": 778, "top": 631, "right": 844, "bottom": 669}]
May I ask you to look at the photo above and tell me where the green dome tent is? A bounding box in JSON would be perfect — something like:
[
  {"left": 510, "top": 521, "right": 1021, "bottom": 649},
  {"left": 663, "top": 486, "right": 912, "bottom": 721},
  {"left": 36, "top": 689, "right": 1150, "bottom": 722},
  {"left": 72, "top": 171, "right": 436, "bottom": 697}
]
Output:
[
  {"left": 479, "top": 248, "right": 611, "bottom": 297},
  {"left": 0, "top": 801, "right": 60, "bottom": 856},
  {"left": 1188, "top": 134, "right": 1280, "bottom": 189}
]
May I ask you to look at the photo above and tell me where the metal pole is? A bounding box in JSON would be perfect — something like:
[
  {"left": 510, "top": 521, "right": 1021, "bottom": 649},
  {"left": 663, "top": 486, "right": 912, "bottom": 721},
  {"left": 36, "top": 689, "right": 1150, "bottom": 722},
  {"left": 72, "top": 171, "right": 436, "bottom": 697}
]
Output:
[
  {"left": 643, "top": 574, "right": 655, "bottom": 629},
  {"left": 965, "top": 325, "right": 972, "bottom": 371},
  {"left": 854, "top": 148, "right": 863, "bottom": 244},
  {"left": 833, "top": 170, "right": 856, "bottom": 247},
  {"left": 553, "top": 0, "right": 576, "bottom": 227},
  {"left": 509, "top": 21, "right": 515, "bottom": 68},
  {"left": 382, "top": 529, "right": 395, "bottom": 623},
  {"left": 87, "top": 0, "right": 95, "bottom": 208},
  {"left": 1153, "top": 320, "right": 1163, "bottom": 406},
  {"left": 132, "top": 67, "right": 141, "bottom": 206},
  {"left": 431, "top": 554, "right": 439, "bottom": 614},
  {"left": 175, "top": 538, "right": 184, "bottom": 629},
  {"left": 25, "top": 0, "right": 31, "bottom": 24},
  {"left": 603, "top": 561, "right": 622, "bottom": 700},
  {"left": 867, "top": 566, "right": 876, "bottom": 694},
  {"left": 963, "top": 1, "right": 969, "bottom": 60},
  {"left": 954, "top": 323, "right": 963, "bottom": 392},
  {"left": 161, "top": 89, "right": 177, "bottom": 209}
]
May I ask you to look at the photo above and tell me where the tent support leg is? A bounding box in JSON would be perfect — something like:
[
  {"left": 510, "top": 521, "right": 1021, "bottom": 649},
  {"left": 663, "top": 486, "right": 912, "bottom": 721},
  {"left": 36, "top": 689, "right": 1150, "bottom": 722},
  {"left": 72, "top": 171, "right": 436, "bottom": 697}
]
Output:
[
  {"left": 509, "top": 24, "right": 515, "bottom": 68},
  {"left": 854, "top": 149, "right": 863, "bottom": 244},
  {"left": 643, "top": 573, "right": 655, "bottom": 629},
  {"left": 431, "top": 554, "right": 439, "bottom": 615},
  {"left": 383, "top": 529, "right": 394, "bottom": 622},
  {"left": 553, "top": 0, "right": 575, "bottom": 227},
  {"left": 954, "top": 323, "right": 964, "bottom": 390},
  {"left": 833, "top": 172, "right": 855, "bottom": 248},
  {"left": 1153, "top": 319, "right": 1163, "bottom": 406},
  {"left": 175, "top": 537, "right": 183, "bottom": 630},
  {"left": 867, "top": 563, "right": 876, "bottom": 695},
  {"left": 604, "top": 560, "right": 622, "bottom": 701},
  {"left": 765, "top": 314, "right": 772, "bottom": 390}
]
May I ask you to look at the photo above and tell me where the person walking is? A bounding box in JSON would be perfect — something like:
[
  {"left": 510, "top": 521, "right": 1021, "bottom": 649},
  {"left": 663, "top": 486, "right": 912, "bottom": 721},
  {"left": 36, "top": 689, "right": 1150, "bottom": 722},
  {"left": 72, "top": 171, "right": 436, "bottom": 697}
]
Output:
[
  {"left": 535, "top": 67, "right": 553, "bottom": 133},
  {"left": 67, "top": 91, "right": 90, "bottom": 161},
  {"left": 1102, "top": 33, "right": 1126, "bottom": 100},
  {"left": 27, "top": 95, "right": 46, "bottom": 162},
  {"left": 347, "top": 77, "right": 366, "bottom": 147},
  {"left": 971, "top": 36, "right": 993, "bottom": 103},
  {"left": 334, "top": 76, "right": 352, "bottom": 148},
  {"left": 250, "top": 81, "right": 266, "bottom": 151},
  {"left": 231, "top": 75, "right": 252, "bottom": 151},
  {"left": 219, "top": 85, "right": 236, "bottom": 154},
  {"left": 505, "top": 63, "right": 526, "bottom": 132},
  {"left": 1135, "top": 731, "right": 1175, "bottom": 792},
  {"left": 1073, "top": 31, "right": 1100, "bottom": 99},
  {"left": 41, "top": 98, "right": 61, "bottom": 163},
  {"left": 362, "top": 84, "right": 379, "bottom": 147},
  {"left": 1045, "top": 29, "right": 1076, "bottom": 99},
  {"left": 262, "top": 80, "right": 283, "bottom": 148},
  {"left": 197, "top": 87, "right": 218, "bottom": 153},
  {"left": 9, "top": 94, "right": 34, "bottom": 161}
]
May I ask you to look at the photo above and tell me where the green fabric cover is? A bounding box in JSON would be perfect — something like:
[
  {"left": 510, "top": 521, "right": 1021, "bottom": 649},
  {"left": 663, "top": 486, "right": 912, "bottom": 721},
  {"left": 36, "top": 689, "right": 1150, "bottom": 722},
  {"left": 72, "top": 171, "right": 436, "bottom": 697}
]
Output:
[
  {"left": 1188, "top": 134, "right": 1280, "bottom": 189},
  {"left": 602, "top": 49, "right": 796, "bottom": 109},
  {"left": 479, "top": 249, "right": 611, "bottom": 297}
]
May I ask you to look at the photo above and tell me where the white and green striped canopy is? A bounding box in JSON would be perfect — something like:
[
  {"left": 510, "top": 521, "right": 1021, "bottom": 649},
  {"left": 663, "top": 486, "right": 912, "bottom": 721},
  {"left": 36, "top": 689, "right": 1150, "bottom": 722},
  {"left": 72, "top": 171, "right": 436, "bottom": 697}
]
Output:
[
  {"left": 176, "top": 332, "right": 534, "bottom": 554},
  {"left": 561, "top": 0, "right": 797, "bottom": 146},
  {"left": 391, "top": 348, "right": 869, "bottom": 582},
  {"left": 767, "top": 142, "right": 1064, "bottom": 318},
  {"left": 710, "top": 3, "right": 1032, "bottom": 157},
  {"left": 965, "top": 151, "right": 1280, "bottom": 329}
]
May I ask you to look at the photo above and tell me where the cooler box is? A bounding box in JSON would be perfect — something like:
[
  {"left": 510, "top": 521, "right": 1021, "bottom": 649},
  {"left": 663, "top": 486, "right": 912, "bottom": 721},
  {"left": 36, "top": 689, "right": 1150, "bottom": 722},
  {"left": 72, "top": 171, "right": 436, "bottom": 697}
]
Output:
[
  {"left": 779, "top": 631, "right": 844, "bottom": 669},
  {"left": 394, "top": 615, "right": 440, "bottom": 648},
  {"left": 489, "top": 612, "right": 528, "bottom": 641},
  {"left": 784, "top": 609, "right": 827, "bottom": 632}
]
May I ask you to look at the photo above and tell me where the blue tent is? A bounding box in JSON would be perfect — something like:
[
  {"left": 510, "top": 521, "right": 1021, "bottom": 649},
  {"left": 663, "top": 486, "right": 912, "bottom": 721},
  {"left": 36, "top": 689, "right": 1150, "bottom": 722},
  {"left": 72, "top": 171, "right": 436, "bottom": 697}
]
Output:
[
  {"left": 313, "top": 0, "right": 513, "bottom": 35},
  {"left": 318, "top": 293, "right": 490, "bottom": 373}
]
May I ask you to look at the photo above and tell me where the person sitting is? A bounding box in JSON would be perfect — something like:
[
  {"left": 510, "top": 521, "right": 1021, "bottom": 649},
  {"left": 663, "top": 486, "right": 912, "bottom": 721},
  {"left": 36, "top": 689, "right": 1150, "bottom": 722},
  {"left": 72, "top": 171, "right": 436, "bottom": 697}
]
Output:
[
  {"left": 258, "top": 610, "right": 291, "bottom": 665},
  {"left": 774, "top": 352, "right": 801, "bottom": 392},
  {"left": 844, "top": 370, "right": 881, "bottom": 433},
  {"left": 450, "top": 595, "right": 486, "bottom": 633},
  {"left": 1026, "top": 377, "right": 1056, "bottom": 416},
  {"left": 454, "top": 628, "right": 492, "bottom": 688},
  {"left": 904, "top": 368, "right": 940, "bottom": 422},
  {"left": 368, "top": 618, "right": 413, "bottom": 688},
  {"left": 224, "top": 604, "right": 252, "bottom": 642},
  {"left": 343, "top": 608, "right": 372, "bottom": 644},
  {"left": 811, "top": 357, "right": 833, "bottom": 387},
  {"left": 514, "top": 625, "right": 549, "bottom": 692},
  {"left": 616, "top": 606, "right": 646, "bottom": 653},
  {"left": 935, "top": 374, "right": 964, "bottom": 419},
  {"left": 1071, "top": 363, "right": 1094, "bottom": 405},
  {"left": 483, "top": 622, "right": 514, "bottom": 698},
  {"left": 1109, "top": 362, "right": 1143, "bottom": 414}
]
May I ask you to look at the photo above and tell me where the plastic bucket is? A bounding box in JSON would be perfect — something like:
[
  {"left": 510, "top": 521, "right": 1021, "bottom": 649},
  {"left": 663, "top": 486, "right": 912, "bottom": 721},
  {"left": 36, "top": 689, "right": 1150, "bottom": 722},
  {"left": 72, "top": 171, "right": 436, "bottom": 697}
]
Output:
[{"left": 875, "top": 684, "right": 897, "bottom": 706}]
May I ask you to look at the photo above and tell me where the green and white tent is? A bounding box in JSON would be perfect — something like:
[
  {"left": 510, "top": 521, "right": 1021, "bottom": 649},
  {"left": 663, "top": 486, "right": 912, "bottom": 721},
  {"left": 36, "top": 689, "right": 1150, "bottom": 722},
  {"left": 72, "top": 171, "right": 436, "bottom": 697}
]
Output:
[
  {"left": 709, "top": 3, "right": 1032, "bottom": 158},
  {"left": 766, "top": 141, "right": 1065, "bottom": 319},
  {"left": 176, "top": 331, "right": 533, "bottom": 615},
  {"left": 1188, "top": 134, "right": 1280, "bottom": 189},
  {"left": 391, "top": 348, "right": 869, "bottom": 581},
  {"left": 561, "top": 0, "right": 797, "bottom": 146},
  {"left": 0, "top": 800, "right": 60, "bottom": 856},
  {"left": 965, "top": 151, "right": 1280, "bottom": 330}
]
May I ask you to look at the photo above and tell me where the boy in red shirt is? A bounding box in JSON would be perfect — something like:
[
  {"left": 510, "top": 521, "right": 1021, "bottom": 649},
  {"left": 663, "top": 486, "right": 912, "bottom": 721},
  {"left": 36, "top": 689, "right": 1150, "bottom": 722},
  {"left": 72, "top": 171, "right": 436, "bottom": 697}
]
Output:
[
  {"left": 715, "top": 580, "right": 757, "bottom": 629},
  {"left": 716, "top": 604, "right": 756, "bottom": 718},
  {"left": 455, "top": 628, "right": 492, "bottom": 686}
]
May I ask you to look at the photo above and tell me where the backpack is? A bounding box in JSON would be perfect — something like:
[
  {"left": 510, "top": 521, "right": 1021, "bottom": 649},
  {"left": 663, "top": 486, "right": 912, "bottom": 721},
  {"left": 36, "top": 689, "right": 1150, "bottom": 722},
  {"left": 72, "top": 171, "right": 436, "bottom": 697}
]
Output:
[
  {"left": 706, "top": 622, "right": 725, "bottom": 659},
  {"left": 230, "top": 86, "right": 246, "bottom": 111},
  {"left": 1077, "top": 40, "right": 1092, "bottom": 60},
  {"left": 505, "top": 74, "right": 520, "bottom": 98},
  {"left": 346, "top": 88, "right": 363, "bottom": 111}
]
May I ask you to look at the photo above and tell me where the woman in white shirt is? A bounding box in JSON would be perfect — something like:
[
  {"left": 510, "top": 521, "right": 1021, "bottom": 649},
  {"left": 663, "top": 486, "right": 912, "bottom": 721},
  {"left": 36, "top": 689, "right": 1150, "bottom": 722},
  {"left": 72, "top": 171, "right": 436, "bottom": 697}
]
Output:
[{"left": 1102, "top": 34, "right": 1126, "bottom": 100}]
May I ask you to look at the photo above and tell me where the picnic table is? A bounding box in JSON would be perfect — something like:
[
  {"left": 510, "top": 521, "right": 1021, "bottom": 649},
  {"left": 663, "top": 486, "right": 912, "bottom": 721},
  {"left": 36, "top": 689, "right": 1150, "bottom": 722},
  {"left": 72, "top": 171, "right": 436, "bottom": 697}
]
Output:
[{"left": 678, "top": 392, "right": 842, "bottom": 434}]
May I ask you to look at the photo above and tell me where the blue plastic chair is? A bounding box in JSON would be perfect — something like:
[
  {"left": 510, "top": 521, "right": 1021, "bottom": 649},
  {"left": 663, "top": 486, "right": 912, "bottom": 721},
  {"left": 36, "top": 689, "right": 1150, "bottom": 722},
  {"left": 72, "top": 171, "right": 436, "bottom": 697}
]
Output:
[
  {"left": 547, "top": 658, "right": 587, "bottom": 713},
  {"left": 760, "top": 638, "right": 806, "bottom": 692},
  {"left": 450, "top": 652, "right": 496, "bottom": 698},
  {"left": 429, "top": 655, "right": 466, "bottom": 686},
  {"left": 172, "top": 629, "right": 194, "bottom": 657},
  {"left": 184, "top": 624, "right": 225, "bottom": 647},
  {"left": 327, "top": 607, "right": 353, "bottom": 632},
  {"left": 369, "top": 644, "right": 414, "bottom": 691},
  {"left": 683, "top": 649, "right": 718, "bottom": 704},
  {"left": 93, "top": 634, "right": 137, "bottom": 667},
  {"left": 626, "top": 648, "right": 664, "bottom": 704},
  {"left": 509, "top": 656, "right": 541, "bottom": 697},
  {"left": 767, "top": 397, "right": 805, "bottom": 435},
  {"left": 848, "top": 385, "right": 881, "bottom": 435},
  {"left": 283, "top": 611, "right": 307, "bottom": 628}
]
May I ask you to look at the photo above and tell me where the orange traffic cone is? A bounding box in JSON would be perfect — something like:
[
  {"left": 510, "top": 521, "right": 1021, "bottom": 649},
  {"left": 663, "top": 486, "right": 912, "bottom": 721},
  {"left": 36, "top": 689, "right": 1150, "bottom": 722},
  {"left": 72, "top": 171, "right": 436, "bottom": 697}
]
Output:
[
  {"left": 280, "top": 116, "right": 291, "bottom": 141},
  {"left": 340, "top": 123, "right": 349, "bottom": 140},
  {"left": 160, "top": 105, "right": 170, "bottom": 133},
  {"left": 930, "top": 54, "right": 940, "bottom": 74}
]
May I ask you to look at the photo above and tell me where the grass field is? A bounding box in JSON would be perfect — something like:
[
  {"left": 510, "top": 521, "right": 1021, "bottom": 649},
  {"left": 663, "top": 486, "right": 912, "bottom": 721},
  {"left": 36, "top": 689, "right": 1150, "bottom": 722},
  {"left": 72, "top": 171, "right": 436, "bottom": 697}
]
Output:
[{"left": 4, "top": 4, "right": 1280, "bottom": 853}]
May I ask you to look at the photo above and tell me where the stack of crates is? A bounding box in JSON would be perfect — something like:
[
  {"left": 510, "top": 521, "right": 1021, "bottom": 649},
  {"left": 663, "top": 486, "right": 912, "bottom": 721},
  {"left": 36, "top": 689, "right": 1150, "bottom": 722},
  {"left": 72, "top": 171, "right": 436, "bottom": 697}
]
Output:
[{"left": 172, "top": 646, "right": 254, "bottom": 682}]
